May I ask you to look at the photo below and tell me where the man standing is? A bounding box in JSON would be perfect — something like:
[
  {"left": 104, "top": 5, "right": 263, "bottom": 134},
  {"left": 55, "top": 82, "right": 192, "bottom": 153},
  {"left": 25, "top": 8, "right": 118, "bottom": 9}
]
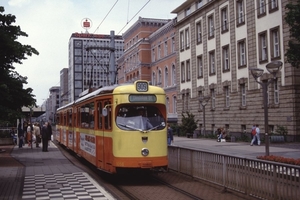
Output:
[
  {"left": 167, "top": 124, "right": 174, "bottom": 145},
  {"left": 41, "top": 122, "right": 48, "bottom": 152}
]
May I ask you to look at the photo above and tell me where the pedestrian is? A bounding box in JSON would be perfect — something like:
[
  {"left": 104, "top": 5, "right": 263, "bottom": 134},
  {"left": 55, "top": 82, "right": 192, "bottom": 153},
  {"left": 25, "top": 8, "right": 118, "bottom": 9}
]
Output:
[
  {"left": 217, "top": 128, "right": 226, "bottom": 142},
  {"left": 33, "top": 123, "right": 41, "bottom": 147},
  {"left": 167, "top": 124, "right": 174, "bottom": 145},
  {"left": 10, "top": 127, "right": 17, "bottom": 145},
  {"left": 251, "top": 125, "right": 258, "bottom": 145},
  {"left": 41, "top": 122, "right": 49, "bottom": 152},
  {"left": 26, "top": 123, "right": 33, "bottom": 147},
  {"left": 47, "top": 121, "right": 53, "bottom": 146},
  {"left": 17, "top": 123, "right": 24, "bottom": 148},
  {"left": 251, "top": 124, "right": 260, "bottom": 146}
]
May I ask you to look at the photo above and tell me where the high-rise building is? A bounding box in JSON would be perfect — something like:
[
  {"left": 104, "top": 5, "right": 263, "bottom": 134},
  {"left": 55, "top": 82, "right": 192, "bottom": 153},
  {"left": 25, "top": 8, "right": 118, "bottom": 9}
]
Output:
[
  {"left": 59, "top": 68, "right": 68, "bottom": 107},
  {"left": 68, "top": 32, "right": 124, "bottom": 102}
]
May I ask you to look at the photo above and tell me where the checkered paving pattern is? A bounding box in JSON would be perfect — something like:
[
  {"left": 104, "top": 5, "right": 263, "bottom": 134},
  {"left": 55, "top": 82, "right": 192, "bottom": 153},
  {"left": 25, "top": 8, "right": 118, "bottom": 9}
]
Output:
[{"left": 22, "top": 172, "right": 114, "bottom": 200}]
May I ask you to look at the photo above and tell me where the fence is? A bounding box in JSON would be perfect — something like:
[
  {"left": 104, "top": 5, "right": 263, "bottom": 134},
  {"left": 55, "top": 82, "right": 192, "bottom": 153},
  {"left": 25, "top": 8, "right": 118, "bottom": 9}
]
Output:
[{"left": 168, "top": 146, "right": 300, "bottom": 200}]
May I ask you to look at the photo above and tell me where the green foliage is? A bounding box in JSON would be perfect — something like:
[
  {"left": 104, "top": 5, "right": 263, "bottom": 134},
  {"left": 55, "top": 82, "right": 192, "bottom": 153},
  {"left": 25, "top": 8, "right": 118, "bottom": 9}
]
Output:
[
  {"left": 285, "top": 1, "right": 300, "bottom": 68},
  {"left": 0, "top": 6, "right": 39, "bottom": 124},
  {"left": 275, "top": 125, "right": 288, "bottom": 135},
  {"left": 179, "top": 111, "right": 199, "bottom": 134}
]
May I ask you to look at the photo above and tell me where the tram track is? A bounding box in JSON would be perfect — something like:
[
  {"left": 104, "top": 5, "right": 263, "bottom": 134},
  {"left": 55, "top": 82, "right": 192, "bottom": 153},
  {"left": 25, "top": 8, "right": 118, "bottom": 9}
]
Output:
[{"left": 56, "top": 141, "right": 255, "bottom": 200}]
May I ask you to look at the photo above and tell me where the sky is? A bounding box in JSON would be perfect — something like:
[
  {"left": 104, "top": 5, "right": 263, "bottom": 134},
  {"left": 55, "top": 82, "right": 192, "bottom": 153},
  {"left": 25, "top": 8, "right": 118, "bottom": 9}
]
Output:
[{"left": 2, "top": 0, "right": 183, "bottom": 106}]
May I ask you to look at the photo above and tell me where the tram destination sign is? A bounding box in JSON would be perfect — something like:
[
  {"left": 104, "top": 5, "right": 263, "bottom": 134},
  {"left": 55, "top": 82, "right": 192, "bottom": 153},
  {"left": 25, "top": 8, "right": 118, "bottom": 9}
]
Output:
[{"left": 129, "top": 94, "right": 157, "bottom": 102}]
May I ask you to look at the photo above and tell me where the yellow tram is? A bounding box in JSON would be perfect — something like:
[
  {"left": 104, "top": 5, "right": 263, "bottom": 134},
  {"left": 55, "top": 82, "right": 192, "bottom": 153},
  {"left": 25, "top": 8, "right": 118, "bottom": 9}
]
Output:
[{"left": 56, "top": 80, "right": 168, "bottom": 173}]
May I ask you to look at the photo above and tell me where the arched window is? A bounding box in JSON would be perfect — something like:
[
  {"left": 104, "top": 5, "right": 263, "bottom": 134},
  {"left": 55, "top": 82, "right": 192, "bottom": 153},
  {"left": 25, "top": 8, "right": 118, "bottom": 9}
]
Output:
[
  {"left": 152, "top": 71, "right": 156, "bottom": 85},
  {"left": 166, "top": 97, "right": 170, "bottom": 113},
  {"left": 165, "top": 66, "right": 168, "bottom": 87},
  {"left": 172, "top": 64, "right": 176, "bottom": 85},
  {"left": 158, "top": 69, "right": 162, "bottom": 85},
  {"left": 173, "top": 95, "right": 177, "bottom": 114}
]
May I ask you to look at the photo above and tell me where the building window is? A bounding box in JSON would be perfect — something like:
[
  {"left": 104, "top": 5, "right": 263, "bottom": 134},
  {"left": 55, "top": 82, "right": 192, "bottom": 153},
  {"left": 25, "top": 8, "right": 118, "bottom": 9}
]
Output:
[
  {"left": 158, "top": 69, "right": 162, "bottom": 85},
  {"left": 270, "top": 27, "right": 281, "bottom": 59},
  {"left": 198, "top": 91, "right": 203, "bottom": 110},
  {"left": 222, "top": 45, "right": 230, "bottom": 71},
  {"left": 269, "top": 0, "right": 278, "bottom": 13},
  {"left": 185, "top": 7, "right": 191, "bottom": 16},
  {"left": 180, "top": 31, "right": 184, "bottom": 51},
  {"left": 238, "top": 39, "right": 247, "bottom": 67},
  {"left": 185, "top": 28, "right": 190, "bottom": 49},
  {"left": 225, "top": 86, "right": 230, "bottom": 107},
  {"left": 165, "top": 67, "right": 168, "bottom": 87},
  {"left": 241, "top": 84, "right": 246, "bottom": 106},
  {"left": 172, "top": 37, "right": 175, "bottom": 53},
  {"left": 197, "top": 55, "right": 203, "bottom": 78},
  {"left": 274, "top": 79, "right": 279, "bottom": 104},
  {"left": 211, "top": 89, "right": 215, "bottom": 109},
  {"left": 181, "top": 62, "right": 185, "bottom": 82},
  {"left": 221, "top": 6, "right": 228, "bottom": 33},
  {"left": 173, "top": 96, "right": 177, "bottom": 114},
  {"left": 158, "top": 44, "right": 161, "bottom": 59},
  {"left": 208, "top": 14, "right": 214, "bottom": 39},
  {"left": 152, "top": 48, "right": 155, "bottom": 62},
  {"left": 186, "top": 60, "right": 191, "bottom": 81},
  {"left": 152, "top": 71, "right": 156, "bottom": 85},
  {"left": 236, "top": 0, "right": 245, "bottom": 26},
  {"left": 172, "top": 64, "right": 176, "bottom": 85},
  {"left": 196, "top": 21, "right": 202, "bottom": 44},
  {"left": 166, "top": 97, "right": 169, "bottom": 113},
  {"left": 164, "top": 41, "right": 168, "bottom": 57},
  {"left": 259, "top": 31, "right": 268, "bottom": 63},
  {"left": 209, "top": 50, "right": 215, "bottom": 75},
  {"left": 197, "top": 0, "right": 203, "bottom": 9},
  {"left": 257, "top": 0, "right": 266, "bottom": 17}
]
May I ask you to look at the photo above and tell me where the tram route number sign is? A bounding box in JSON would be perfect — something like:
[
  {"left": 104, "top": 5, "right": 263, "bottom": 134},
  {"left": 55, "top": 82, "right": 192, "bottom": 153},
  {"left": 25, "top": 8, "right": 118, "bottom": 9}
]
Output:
[{"left": 129, "top": 94, "right": 157, "bottom": 102}]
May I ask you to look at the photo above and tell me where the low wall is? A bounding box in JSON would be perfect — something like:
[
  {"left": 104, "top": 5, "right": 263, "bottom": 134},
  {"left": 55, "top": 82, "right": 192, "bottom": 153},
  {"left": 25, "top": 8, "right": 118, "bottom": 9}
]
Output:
[{"left": 0, "top": 138, "right": 14, "bottom": 145}]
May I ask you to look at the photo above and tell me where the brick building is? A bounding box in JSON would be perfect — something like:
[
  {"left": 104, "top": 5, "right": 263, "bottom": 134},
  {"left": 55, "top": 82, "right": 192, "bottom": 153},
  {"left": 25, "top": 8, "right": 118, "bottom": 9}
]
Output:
[{"left": 118, "top": 17, "right": 178, "bottom": 123}]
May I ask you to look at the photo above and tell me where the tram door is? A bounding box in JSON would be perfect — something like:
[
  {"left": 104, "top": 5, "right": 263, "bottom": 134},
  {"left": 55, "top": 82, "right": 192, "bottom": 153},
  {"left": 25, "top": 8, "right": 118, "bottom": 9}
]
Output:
[
  {"left": 96, "top": 101, "right": 105, "bottom": 169},
  {"left": 67, "top": 109, "right": 74, "bottom": 151}
]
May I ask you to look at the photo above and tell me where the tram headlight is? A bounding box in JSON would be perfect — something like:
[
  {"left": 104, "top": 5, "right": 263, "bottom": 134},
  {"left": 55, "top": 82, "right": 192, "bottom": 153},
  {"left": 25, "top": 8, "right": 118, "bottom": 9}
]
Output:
[{"left": 141, "top": 148, "right": 149, "bottom": 156}]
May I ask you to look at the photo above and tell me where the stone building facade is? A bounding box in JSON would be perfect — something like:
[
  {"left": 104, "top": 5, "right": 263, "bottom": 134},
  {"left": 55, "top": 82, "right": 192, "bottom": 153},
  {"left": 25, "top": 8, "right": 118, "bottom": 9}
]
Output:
[{"left": 172, "top": 0, "right": 300, "bottom": 139}]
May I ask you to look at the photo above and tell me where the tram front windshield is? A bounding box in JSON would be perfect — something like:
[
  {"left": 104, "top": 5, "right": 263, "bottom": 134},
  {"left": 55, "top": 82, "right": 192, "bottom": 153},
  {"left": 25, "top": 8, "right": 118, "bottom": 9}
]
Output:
[{"left": 116, "top": 105, "right": 165, "bottom": 131}]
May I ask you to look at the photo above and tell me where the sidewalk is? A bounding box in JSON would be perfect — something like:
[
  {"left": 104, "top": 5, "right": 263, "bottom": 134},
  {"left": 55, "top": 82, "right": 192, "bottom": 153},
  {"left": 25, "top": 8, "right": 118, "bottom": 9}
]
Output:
[
  {"left": 172, "top": 136, "right": 300, "bottom": 159},
  {"left": 0, "top": 142, "right": 115, "bottom": 200}
]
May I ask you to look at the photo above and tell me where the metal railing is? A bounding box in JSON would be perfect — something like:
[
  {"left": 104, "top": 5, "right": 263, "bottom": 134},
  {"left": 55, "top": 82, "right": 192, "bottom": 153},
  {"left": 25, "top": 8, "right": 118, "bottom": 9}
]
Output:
[{"left": 168, "top": 146, "right": 300, "bottom": 200}]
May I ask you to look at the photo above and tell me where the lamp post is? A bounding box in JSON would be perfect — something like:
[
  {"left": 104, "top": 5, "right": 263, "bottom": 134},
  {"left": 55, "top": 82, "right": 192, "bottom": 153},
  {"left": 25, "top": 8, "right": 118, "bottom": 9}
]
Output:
[
  {"left": 199, "top": 96, "right": 211, "bottom": 136},
  {"left": 249, "top": 60, "right": 282, "bottom": 156}
]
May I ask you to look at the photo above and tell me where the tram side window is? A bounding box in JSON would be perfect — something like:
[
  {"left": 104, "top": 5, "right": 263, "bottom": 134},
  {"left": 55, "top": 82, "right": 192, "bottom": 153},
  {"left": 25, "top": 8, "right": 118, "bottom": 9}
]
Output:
[
  {"left": 68, "top": 110, "right": 72, "bottom": 127},
  {"left": 104, "top": 101, "right": 112, "bottom": 130},
  {"left": 80, "top": 103, "right": 95, "bottom": 129},
  {"left": 56, "top": 114, "right": 60, "bottom": 125},
  {"left": 63, "top": 113, "right": 67, "bottom": 126},
  {"left": 97, "top": 102, "right": 103, "bottom": 129}
]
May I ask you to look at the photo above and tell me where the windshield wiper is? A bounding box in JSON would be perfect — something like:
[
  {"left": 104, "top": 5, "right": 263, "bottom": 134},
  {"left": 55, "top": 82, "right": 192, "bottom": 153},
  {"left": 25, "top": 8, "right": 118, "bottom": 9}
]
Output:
[
  {"left": 118, "top": 123, "right": 143, "bottom": 132},
  {"left": 145, "top": 122, "right": 166, "bottom": 132}
]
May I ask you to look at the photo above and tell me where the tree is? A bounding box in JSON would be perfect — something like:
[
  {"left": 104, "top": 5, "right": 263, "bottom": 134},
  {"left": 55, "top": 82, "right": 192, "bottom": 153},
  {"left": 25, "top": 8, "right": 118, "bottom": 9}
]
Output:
[
  {"left": 285, "top": 0, "right": 300, "bottom": 68},
  {"left": 0, "top": 6, "right": 39, "bottom": 125},
  {"left": 180, "top": 111, "right": 199, "bottom": 135}
]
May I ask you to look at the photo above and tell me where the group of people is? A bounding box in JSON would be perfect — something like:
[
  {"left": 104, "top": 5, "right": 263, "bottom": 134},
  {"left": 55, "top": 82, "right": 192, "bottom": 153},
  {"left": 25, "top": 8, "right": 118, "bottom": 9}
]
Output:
[
  {"left": 17, "top": 121, "right": 52, "bottom": 152},
  {"left": 216, "top": 128, "right": 227, "bottom": 142},
  {"left": 250, "top": 124, "right": 260, "bottom": 146}
]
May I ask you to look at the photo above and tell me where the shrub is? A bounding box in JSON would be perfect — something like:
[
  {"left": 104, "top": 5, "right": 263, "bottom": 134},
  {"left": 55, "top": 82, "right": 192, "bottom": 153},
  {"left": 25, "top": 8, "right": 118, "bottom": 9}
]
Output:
[
  {"left": 257, "top": 155, "right": 300, "bottom": 166},
  {"left": 179, "top": 111, "right": 199, "bottom": 135}
]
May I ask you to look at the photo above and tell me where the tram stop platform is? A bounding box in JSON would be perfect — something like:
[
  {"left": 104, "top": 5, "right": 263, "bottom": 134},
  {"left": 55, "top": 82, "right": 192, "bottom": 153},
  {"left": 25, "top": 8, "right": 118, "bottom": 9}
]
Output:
[{"left": 0, "top": 142, "right": 115, "bottom": 200}]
